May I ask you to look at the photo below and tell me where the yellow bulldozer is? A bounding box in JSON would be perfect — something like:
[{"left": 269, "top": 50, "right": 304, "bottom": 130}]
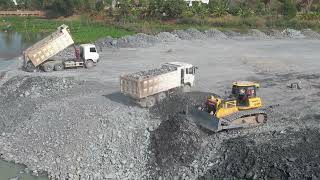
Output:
[{"left": 188, "top": 81, "right": 268, "bottom": 132}]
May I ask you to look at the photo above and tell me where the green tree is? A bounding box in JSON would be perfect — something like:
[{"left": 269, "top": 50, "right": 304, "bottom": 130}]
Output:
[
  {"left": 96, "top": 0, "right": 105, "bottom": 11},
  {"left": 283, "top": 0, "right": 297, "bottom": 19},
  {"left": 147, "top": 0, "right": 187, "bottom": 18},
  {"left": 0, "top": 0, "right": 15, "bottom": 10},
  {"left": 208, "top": 0, "right": 230, "bottom": 17},
  {"left": 52, "top": 0, "right": 75, "bottom": 16}
]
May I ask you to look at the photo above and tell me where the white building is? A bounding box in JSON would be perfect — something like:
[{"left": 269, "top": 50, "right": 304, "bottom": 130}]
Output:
[{"left": 185, "top": 0, "right": 210, "bottom": 6}]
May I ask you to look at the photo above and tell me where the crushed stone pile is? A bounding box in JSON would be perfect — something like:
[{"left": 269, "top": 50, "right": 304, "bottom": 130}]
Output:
[
  {"left": 199, "top": 129, "right": 320, "bottom": 180},
  {"left": 52, "top": 28, "right": 319, "bottom": 62},
  {"left": 224, "top": 30, "right": 241, "bottom": 37},
  {"left": 204, "top": 29, "right": 228, "bottom": 39},
  {"left": 248, "top": 29, "right": 270, "bottom": 40},
  {"left": 126, "top": 65, "right": 177, "bottom": 80},
  {"left": 265, "top": 29, "right": 284, "bottom": 39},
  {"left": 0, "top": 76, "right": 76, "bottom": 101},
  {"left": 0, "top": 76, "right": 77, "bottom": 133},
  {"left": 156, "top": 32, "right": 180, "bottom": 42},
  {"left": 301, "top": 29, "right": 320, "bottom": 39},
  {"left": 0, "top": 76, "right": 155, "bottom": 179},
  {"left": 172, "top": 29, "right": 194, "bottom": 40},
  {"left": 113, "top": 33, "right": 160, "bottom": 48},
  {"left": 282, "top": 28, "right": 306, "bottom": 39},
  {"left": 185, "top": 28, "right": 206, "bottom": 39},
  {"left": 147, "top": 116, "right": 203, "bottom": 178}
]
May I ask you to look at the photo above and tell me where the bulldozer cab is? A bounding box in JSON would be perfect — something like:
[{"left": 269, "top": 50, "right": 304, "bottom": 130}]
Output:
[{"left": 232, "top": 81, "right": 262, "bottom": 109}]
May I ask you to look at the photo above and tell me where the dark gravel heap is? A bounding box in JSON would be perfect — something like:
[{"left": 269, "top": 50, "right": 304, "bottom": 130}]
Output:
[
  {"left": 147, "top": 115, "right": 203, "bottom": 178},
  {"left": 199, "top": 129, "right": 320, "bottom": 180}
]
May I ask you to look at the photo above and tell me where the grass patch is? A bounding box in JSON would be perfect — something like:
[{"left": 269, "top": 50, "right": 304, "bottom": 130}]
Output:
[{"left": 0, "top": 17, "right": 134, "bottom": 44}]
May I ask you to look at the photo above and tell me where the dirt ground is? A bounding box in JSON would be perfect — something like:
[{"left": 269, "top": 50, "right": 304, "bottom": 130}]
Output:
[{"left": 0, "top": 38, "right": 320, "bottom": 179}]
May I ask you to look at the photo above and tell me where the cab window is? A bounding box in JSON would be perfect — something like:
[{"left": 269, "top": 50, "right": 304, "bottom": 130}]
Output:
[
  {"left": 186, "top": 67, "right": 194, "bottom": 74},
  {"left": 90, "top": 47, "right": 97, "bottom": 52}
]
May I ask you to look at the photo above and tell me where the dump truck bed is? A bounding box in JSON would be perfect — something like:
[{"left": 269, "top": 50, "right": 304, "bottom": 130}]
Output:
[
  {"left": 120, "top": 65, "right": 180, "bottom": 99},
  {"left": 24, "top": 25, "right": 74, "bottom": 67}
]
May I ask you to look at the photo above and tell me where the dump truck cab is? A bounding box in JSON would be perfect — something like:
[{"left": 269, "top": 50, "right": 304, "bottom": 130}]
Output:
[
  {"left": 79, "top": 44, "right": 100, "bottom": 63},
  {"left": 163, "top": 62, "right": 197, "bottom": 88}
]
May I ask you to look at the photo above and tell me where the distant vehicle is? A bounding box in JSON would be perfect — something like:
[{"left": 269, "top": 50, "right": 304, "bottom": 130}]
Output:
[
  {"left": 23, "top": 24, "right": 99, "bottom": 72},
  {"left": 120, "top": 62, "right": 197, "bottom": 108}
]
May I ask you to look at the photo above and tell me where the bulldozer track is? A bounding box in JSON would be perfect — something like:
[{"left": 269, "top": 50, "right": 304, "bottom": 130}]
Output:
[{"left": 223, "top": 109, "right": 267, "bottom": 122}]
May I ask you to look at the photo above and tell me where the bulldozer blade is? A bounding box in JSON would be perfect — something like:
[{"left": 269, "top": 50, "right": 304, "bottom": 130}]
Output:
[{"left": 187, "top": 107, "right": 222, "bottom": 132}]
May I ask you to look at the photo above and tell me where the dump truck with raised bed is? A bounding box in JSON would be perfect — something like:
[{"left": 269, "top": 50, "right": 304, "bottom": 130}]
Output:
[
  {"left": 23, "top": 24, "right": 99, "bottom": 72},
  {"left": 120, "top": 62, "right": 197, "bottom": 108}
]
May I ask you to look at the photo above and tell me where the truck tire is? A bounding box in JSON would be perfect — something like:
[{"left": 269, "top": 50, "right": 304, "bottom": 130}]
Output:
[
  {"left": 85, "top": 60, "right": 94, "bottom": 69},
  {"left": 42, "top": 63, "right": 54, "bottom": 72},
  {"left": 146, "top": 96, "right": 156, "bottom": 108},
  {"left": 138, "top": 99, "right": 147, "bottom": 108},
  {"left": 54, "top": 63, "right": 64, "bottom": 71},
  {"left": 24, "top": 61, "right": 36, "bottom": 72},
  {"left": 157, "top": 92, "right": 166, "bottom": 102},
  {"left": 182, "top": 85, "right": 191, "bottom": 93}
]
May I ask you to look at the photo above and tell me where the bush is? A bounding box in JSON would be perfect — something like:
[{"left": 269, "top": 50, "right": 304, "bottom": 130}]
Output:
[
  {"left": 282, "top": 0, "right": 297, "bottom": 19},
  {"left": 95, "top": 1, "right": 104, "bottom": 12},
  {"left": 147, "top": 0, "right": 187, "bottom": 19},
  {"left": 208, "top": 0, "right": 230, "bottom": 17},
  {"left": 299, "top": 12, "right": 320, "bottom": 21}
]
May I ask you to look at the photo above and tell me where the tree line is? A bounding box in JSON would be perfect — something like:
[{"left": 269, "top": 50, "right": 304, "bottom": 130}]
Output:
[{"left": 0, "top": 0, "right": 319, "bottom": 19}]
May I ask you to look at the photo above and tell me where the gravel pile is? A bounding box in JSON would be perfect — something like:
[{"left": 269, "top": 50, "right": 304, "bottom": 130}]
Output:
[
  {"left": 301, "top": 29, "right": 320, "bottom": 39},
  {"left": 126, "top": 65, "right": 177, "bottom": 80},
  {"left": 185, "top": 28, "right": 206, "bottom": 39},
  {"left": 204, "top": 29, "right": 228, "bottom": 39},
  {"left": 148, "top": 115, "right": 203, "bottom": 178},
  {"left": 0, "top": 76, "right": 76, "bottom": 101},
  {"left": 113, "top": 33, "right": 160, "bottom": 48},
  {"left": 224, "top": 30, "right": 241, "bottom": 37},
  {"left": 51, "top": 28, "right": 319, "bottom": 61},
  {"left": 0, "top": 76, "right": 155, "bottom": 179},
  {"left": 200, "top": 129, "right": 320, "bottom": 179},
  {"left": 248, "top": 29, "right": 270, "bottom": 40},
  {"left": 156, "top": 32, "right": 180, "bottom": 42},
  {"left": 172, "top": 29, "right": 194, "bottom": 40},
  {"left": 282, "top": 28, "right": 306, "bottom": 39},
  {"left": 265, "top": 29, "right": 285, "bottom": 39}
]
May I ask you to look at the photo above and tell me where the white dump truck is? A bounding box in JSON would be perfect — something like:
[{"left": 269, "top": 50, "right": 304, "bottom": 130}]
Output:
[
  {"left": 23, "top": 24, "right": 100, "bottom": 72},
  {"left": 120, "top": 62, "right": 197, "bottom": 107}
]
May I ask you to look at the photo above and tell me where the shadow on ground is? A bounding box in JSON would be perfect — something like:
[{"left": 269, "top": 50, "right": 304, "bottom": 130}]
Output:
[{"left": 103, "top": 92, "right": 137, "bottom": 107}]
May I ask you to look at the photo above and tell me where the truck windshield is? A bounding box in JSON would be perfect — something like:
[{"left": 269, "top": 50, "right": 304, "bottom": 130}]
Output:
[{"left": 90, "top": 47, "right": 97, "bottom": 52}]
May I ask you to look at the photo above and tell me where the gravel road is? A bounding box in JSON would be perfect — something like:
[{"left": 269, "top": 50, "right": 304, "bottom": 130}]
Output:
[{"left": 0, "top": 29, "right": 320, "bottom": 179}]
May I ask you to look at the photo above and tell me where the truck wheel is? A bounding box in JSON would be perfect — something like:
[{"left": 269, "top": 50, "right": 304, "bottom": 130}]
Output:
[
  {"left": 54, "top": 63, "right": 64, "bottom": 71},
  {"left": 85, "top": 60, "right": 94, "bottom": 69},
  {"left": 146, "top": 96, "right": 156, "bottom": 108},
  {"left": 138, "top": 99, "right": 147, "bottom": 108},
  {"left": 157, "top": 92, "right": 166, "bottom": 102},
  {"left": 182, "top": 85, "right": 191, "bottom": 93},
  {"left": 24, "top": 61, "right": 36, "bottom": 72},
  {"left": 42, "top": 63, "right": 54, "bottom": 72}
]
